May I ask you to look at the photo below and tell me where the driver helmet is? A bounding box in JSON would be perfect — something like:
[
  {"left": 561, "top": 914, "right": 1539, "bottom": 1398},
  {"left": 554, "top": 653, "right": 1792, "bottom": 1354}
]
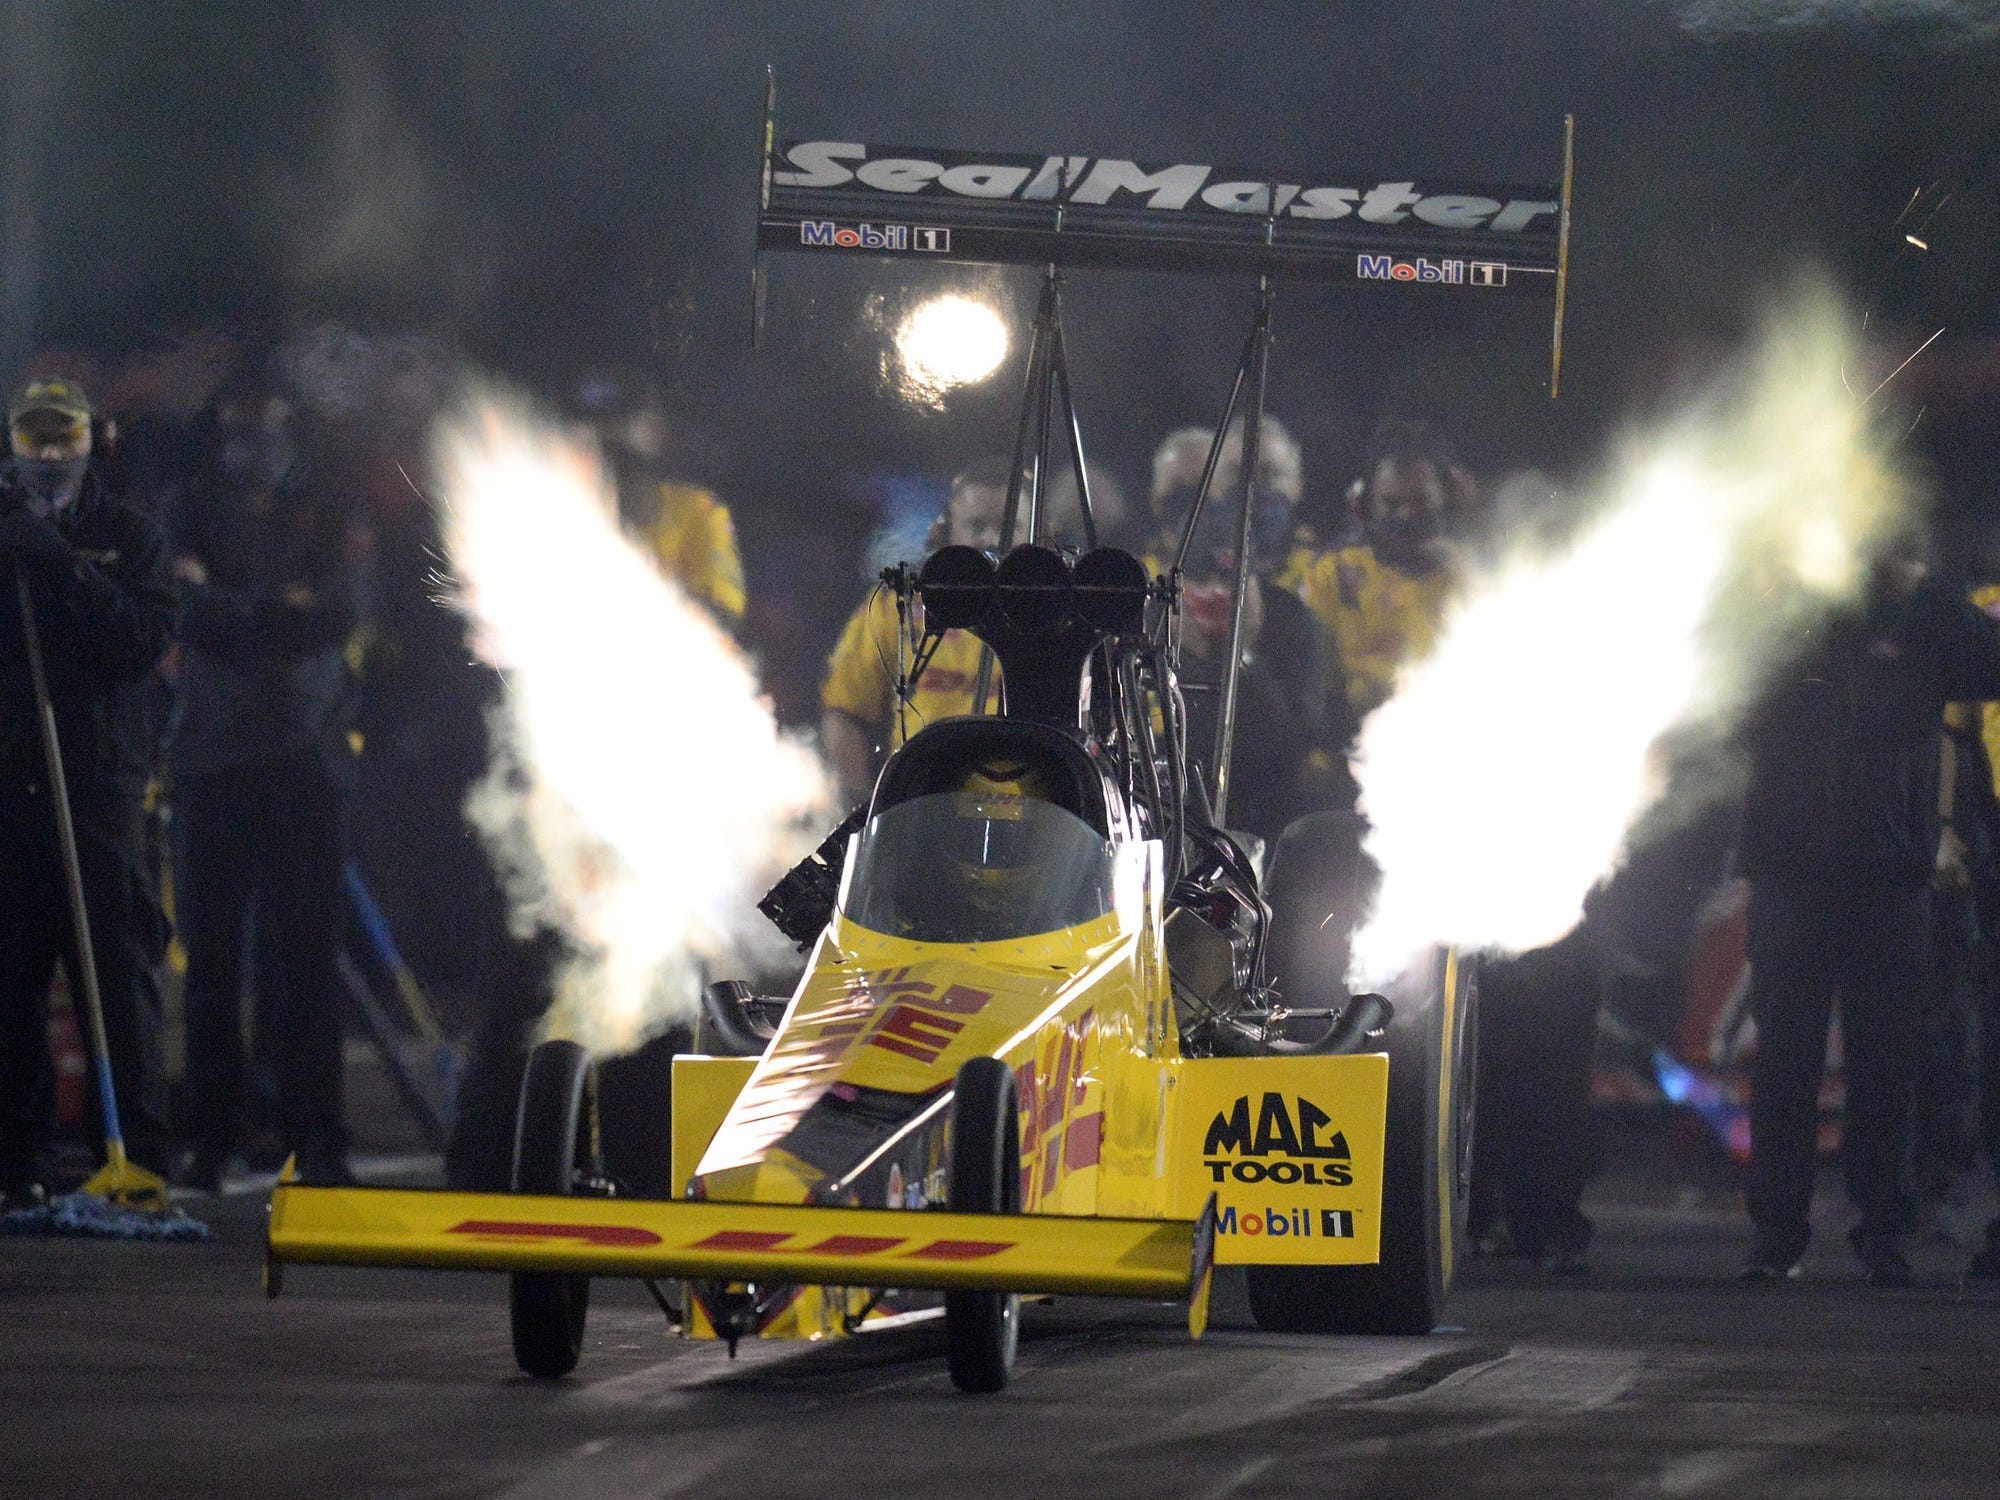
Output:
[{"left": 942, "top": 757, "right": 1052, "bottom": 920}]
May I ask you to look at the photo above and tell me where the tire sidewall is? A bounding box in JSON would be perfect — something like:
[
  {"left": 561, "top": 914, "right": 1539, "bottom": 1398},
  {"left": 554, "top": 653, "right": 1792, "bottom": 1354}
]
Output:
[
  {"left": 945, "top": 1058, "right": 1021, "bottom": 1391},
  {"left": 1244, "top": 945, "right": 1470, "bottom": 1335},
  {"left": 1388, "top": 945, "right": 1476, "bottom": 1314},
  {"left": 1380, "top": 945, "right": 1450, "bottom": 1319},
  {"left": 510, "top": 1039, "right": 595, "bottom": 1378},
  {"left": 512, "top": 1040, "right": 592, "bottom": 1196}
]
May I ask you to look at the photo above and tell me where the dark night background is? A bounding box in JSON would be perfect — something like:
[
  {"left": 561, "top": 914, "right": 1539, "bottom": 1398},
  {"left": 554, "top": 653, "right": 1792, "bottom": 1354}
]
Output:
[
  {"left": 3, "top": 0, "right": 1996, "bottom": 995},
  {"left": 8, "top": 3, "right": 1996, "bottom": 517}
]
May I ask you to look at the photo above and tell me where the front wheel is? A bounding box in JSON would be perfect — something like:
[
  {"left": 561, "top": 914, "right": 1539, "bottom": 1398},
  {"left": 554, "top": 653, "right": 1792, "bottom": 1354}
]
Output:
[
  {"left": 944, "top": 1057, "right": 1021, "bottom": 1393},
  {"left": 509, "top": 1039, "right": 598, "bottom": 1378},
  {"left": 1247, "top": 948, "right": 1478, "bottom": 1334}
]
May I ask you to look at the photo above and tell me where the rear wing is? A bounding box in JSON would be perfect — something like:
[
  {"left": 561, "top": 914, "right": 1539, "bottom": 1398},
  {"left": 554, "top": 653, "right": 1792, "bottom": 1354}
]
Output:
[
  {"left": 758, "top": 131, "right": 1574, "bottom": 300},
  {"left": 753, "top": 73, "right": 1575, "bottom": 387}
]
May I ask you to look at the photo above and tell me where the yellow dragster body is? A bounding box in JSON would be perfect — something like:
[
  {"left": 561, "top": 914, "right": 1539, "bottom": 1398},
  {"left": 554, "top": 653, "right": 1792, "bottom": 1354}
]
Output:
[{"left": 267, "top": 832, "right": 1416, "bottom": 1346}]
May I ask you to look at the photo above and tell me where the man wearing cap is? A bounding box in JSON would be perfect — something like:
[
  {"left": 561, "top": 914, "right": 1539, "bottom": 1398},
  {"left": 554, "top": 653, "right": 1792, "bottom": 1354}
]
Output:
[{"left": 0, "top": 378, "right": 174, "bottom": 1207}]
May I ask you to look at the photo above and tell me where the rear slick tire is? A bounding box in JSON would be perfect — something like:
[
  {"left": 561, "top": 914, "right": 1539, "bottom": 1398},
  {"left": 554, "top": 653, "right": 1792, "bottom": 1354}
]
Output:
[
  {"left": 944, "top": 1057, "right": 1022, "bottom": 1393},
  {"left": 509, "top": 1039, "right": 597, "bottom": 1378},
  {"left": 1246, "top": 948, "right": 1478, "bottom": 1335}
]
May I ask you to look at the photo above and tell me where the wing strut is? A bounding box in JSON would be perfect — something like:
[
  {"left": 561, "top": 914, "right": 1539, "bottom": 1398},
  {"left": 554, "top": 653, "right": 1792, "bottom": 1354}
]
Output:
[
  {"left": 1207, "top": 279, "right": 1275, "bottom": 827},
  {"left": 971, "top": 259, "right": 1101, "bottom": 713},
  {"left": 1163, "top": 277, "right": 1275, "bottom": 824}
]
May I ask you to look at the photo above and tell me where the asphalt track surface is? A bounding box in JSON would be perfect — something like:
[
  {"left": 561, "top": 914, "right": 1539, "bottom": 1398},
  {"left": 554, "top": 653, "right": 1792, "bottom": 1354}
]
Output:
[{"left": 5, "top": 1137, "right": 1999, "bottom": 1500}]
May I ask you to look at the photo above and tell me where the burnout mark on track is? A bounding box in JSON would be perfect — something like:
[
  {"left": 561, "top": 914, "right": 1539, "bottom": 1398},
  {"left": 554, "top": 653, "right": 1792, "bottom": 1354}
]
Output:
[{"left": 1351, "top": 1342, "right": 1511, "bottom": 1401}]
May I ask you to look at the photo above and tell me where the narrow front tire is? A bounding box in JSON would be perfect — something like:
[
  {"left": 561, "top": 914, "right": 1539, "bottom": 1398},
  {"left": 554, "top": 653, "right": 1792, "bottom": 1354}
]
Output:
[
  {"left": 509, "top": 1039, "right": 597, "bottom": 1378},
  {"left": 944, "top": 1057, "right": 1022, "bottom": 1393}
]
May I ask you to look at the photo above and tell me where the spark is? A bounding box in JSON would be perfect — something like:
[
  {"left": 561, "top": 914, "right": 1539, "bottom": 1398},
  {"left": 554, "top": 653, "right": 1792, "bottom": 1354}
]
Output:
[
  {"left": 394, "top": 461, "right": 429, "bottom": 504},
  {"left": 1864, "top": 325, "right": 1944, "bottom": 402},
  {"left": 1913, "top": 192, "right": 1952, "bottom": 234},
  {"left": 1895, "top": 180, "right": 1950, "bottom": 232}
]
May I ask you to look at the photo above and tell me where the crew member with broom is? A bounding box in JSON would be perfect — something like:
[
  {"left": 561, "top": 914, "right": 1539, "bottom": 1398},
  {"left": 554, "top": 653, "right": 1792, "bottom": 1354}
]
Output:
[{"left": 0, "top": 377, "right": 174, "bottom": 1210}]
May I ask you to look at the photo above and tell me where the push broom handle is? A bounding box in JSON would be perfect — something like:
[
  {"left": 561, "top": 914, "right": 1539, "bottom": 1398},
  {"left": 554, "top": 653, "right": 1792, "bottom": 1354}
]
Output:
[{"left": 14, "top": 567, "right": 126, "bottom": 1161}]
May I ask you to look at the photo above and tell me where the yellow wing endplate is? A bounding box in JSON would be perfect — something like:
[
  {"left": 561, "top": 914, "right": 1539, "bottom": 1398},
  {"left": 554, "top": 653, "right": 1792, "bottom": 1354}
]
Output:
[{"left": 268, "top": 1183, "right": 1217, "bottom": 1331}]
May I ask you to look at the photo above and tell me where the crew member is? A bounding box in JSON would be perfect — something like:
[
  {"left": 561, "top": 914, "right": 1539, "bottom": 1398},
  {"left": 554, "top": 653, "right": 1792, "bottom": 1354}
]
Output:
[
  {"left": 1042, "top": 462, "right": 1136, "bottom": 553},
  {"left": 591, "top": 390, "right": 745, "bottom": 625},
  {"left": 647, "top": 482, "right": 745, "bottom": 623},
  {"left": 1950, "top": 584, "right": 2000, "bottom": 1278},
  {"left": 1166, "top": 429, "right": 1356, "bottom": 848},
  {"left": 821, "top": 456, "right": 1012, "bottom": 807},
  {"left": 1469, "top": 927, "right": 1604, "bottom": 1272},
  {"left": 1149, "top": 418, "right": 1363, "bottom": 1012},
  {"left": 0, "top": 377, "right": 174, "bottom": 1207},
  {"left": 1738, "top": 544, "right": 2000, "bottom": 1286},
  {"left": 1293, "top": 420, "right": 1474, "bottom": 719},
  {"left": 1909, "top": 697, "right": 1991, "bottom": 1229},
  {"left": 1149, "top": 417, "right": 1307, "bottom": 577},
  {"left": 168, "top": 369, "right": 365, "bottom": 1189}
]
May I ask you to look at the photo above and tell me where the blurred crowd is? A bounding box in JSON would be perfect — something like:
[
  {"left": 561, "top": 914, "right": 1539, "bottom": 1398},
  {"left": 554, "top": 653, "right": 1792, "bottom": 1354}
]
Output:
[{"left": 7, "top": 328, "right": 2000, "bottom": 1294}]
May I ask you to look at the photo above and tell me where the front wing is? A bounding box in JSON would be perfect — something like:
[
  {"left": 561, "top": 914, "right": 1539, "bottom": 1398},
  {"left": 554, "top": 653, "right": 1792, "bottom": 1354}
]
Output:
[{"left": 267, "top": 1183, "right": 1219, "bottom": 1336}]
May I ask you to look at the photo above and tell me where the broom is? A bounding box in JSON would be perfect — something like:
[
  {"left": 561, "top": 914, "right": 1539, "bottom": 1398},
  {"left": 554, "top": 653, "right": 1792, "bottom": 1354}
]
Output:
[{"left": 1, "top": 567, "right": 205, "bottom": 1239}]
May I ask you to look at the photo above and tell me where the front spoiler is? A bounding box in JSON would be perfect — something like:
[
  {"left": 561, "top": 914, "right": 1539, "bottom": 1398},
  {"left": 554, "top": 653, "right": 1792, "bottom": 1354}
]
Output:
[{"left": 267, "top": 1182, "right": 1219, "bottom": 1336}]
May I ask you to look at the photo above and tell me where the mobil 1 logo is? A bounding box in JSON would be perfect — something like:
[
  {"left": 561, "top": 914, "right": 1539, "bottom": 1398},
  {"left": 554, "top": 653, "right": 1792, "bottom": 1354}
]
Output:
[
  {"left": 1218, "top": 1205, "right": 1357, "bottom": 1240},
  {"left": 798, "top": 220, "right": 951, "bottom": 253},
  {"left": 1202, "top": 1092, "right": 1353, "bottom": 1187},
  {"left": 1354, "top": 254, "right": 1512, "bottom": 288}
]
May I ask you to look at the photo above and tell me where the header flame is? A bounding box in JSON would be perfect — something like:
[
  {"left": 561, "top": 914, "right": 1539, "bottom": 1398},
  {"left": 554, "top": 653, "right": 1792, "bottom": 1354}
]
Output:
[
  {"left": 1350, "top": 282, "right": 1914, "bottom": 985},
  {"left": 435, "top": 395, "right": 830, "bottom": 1056}
]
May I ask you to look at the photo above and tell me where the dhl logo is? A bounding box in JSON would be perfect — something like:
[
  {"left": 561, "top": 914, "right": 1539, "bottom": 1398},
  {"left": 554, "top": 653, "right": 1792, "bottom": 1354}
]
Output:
[
  {"left": 688, "top": 1229, "right": 1012, "bottom": 1260},
  {"left": 448, "top": 1220, "right": 661, "bottom": 1248},
  {"left": 844, "top": 969, "right": 995, "bottom": 1065},
  {"left": 1018, "top": 1007, "right": 1101, "bottom": 1207},
  {"left": 776, "top": 968, "right": 998, "bottom": 1071},
  {"left": 445, "top": 1219, "right": 1013, "bottom": 1262}
]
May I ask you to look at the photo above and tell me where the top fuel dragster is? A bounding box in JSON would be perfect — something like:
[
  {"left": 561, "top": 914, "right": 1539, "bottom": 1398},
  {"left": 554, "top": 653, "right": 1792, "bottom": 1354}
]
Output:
[{"left": 266, "top": 86, "right": 1571, "bottom": 1393}]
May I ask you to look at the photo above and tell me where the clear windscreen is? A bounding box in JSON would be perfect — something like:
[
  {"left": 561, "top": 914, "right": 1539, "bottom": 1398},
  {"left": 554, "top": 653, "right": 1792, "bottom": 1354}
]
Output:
[{"left": 842, "top": 791, "right": 1116, "bottom": 943}]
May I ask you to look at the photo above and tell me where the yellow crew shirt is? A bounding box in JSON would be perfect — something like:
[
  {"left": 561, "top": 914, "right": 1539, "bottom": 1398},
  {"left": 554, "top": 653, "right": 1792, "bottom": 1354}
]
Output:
[
  {"left": 822, "top": 588, "right": 1000, "bottom": 750},
  {"left": 646, "top": 482, "right": 745, "bottom": 623},
  {"left": 1288, "top": 544, "right": 1452, "bottom": 717}
]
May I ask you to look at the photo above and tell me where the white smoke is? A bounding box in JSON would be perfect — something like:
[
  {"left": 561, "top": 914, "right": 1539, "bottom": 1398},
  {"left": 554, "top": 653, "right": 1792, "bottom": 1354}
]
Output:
[
  {"left": 435, "top": 394, "right": 831, "bottom": 1057},
  {"left": 1349, "top": 282, "right": 1915, "bottom": 985}
]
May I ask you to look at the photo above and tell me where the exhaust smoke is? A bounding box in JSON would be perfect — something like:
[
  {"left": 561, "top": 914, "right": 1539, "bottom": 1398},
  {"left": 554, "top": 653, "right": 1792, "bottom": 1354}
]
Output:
[
  {"left": 435, "top": 394, "right": 831, "bottom": 1057},
  {"left": 1349, "top": 281, "right": 1916, "bottom": 986}
]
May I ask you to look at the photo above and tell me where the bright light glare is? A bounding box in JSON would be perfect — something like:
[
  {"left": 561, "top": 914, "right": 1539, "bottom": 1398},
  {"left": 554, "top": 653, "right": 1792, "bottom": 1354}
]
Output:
[
  {"left": 1349, "top": 282, "right": 1912, "bottom": 987},
  {"left": 435, "top": 395, "right": 830, "bottom": 1056},
  {"left": 895, "top": 294, "right": 1008, "bottom": 403}
]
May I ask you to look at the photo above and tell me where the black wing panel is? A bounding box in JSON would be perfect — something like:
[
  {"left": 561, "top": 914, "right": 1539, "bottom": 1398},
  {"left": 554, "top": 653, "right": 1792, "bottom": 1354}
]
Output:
[{"left": 759, "top": 139, "right": 1562, "bottom": 291}]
